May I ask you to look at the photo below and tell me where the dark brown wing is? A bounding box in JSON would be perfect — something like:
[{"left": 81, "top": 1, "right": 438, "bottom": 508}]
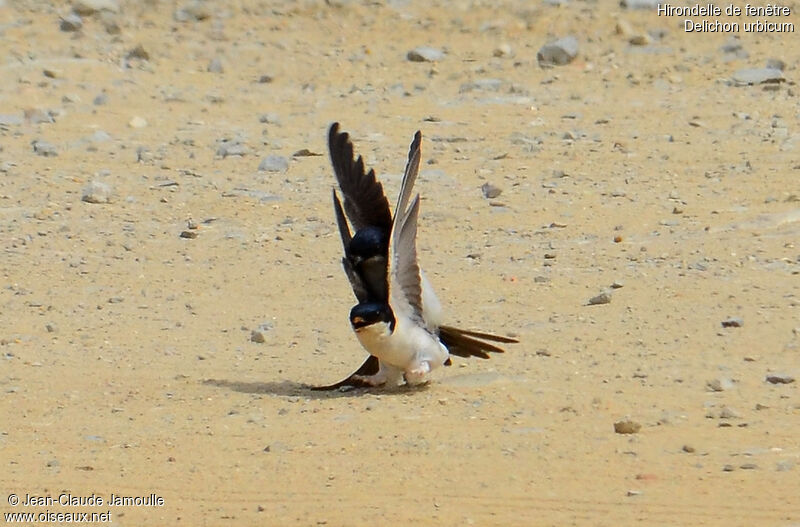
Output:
[
  {"left": 328, "top": 122, "right": 392, "bottom": 232},
  {"left": 310, "top": 355, "right": 381, "bottom": 391},
  {"left": 333, "top": 190, "right": 370, "bottom": 302},
  {"left": 439, "top": 325, "right": 518, "bottom": 359}
]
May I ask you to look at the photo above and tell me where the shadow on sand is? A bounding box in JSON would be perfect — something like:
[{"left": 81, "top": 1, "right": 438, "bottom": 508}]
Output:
[{"left": 201, "top": 378, "right": 429, "bottom": 399}]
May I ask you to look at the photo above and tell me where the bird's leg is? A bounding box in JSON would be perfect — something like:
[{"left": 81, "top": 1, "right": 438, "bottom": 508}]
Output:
[
  {"left": 404, "top": 360, "right": 432, "bottom": 386},
  {"left": 353, "top": 361, "right": 402, "bottom": 387}
]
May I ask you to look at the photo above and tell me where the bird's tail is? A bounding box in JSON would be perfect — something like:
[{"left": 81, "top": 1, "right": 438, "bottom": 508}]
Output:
[{"left": 438, "top": 325, "right": 518, "bottom": 360}]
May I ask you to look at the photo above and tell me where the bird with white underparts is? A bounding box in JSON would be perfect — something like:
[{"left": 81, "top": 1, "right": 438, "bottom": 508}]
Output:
[{"left": 313, "top": 122, "right": 517, "bottom": 390}]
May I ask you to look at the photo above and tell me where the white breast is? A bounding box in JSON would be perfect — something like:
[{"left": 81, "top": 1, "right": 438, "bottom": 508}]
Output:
[{"left": 355, "top": 316, "right": 448, "bottom": 371}]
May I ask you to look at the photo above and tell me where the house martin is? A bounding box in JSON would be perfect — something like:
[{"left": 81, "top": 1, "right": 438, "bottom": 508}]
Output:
[{"left": 314, "top": 123, "right": 517, "bottom": 390}]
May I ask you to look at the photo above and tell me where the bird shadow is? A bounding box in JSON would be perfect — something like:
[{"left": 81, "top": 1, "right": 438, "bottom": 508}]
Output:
[{"left": 202, "top": 378, "right": 430, "bottom": 399}]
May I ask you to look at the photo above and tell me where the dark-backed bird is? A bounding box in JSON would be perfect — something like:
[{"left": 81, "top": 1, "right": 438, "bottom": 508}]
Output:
[{"left": 313, "top": 123, "right": 517, "bottom": 390}]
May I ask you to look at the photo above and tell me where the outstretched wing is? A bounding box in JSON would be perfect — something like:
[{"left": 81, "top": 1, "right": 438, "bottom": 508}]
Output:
[
  {"left": 309, "top": 355, "right": 381, "bottom": 391},
  {"left": 393, "top": 130, "right": 422, "bottom": 223},
  {"left": 387, "top": 194, "right": 426, "bottom": 327},
  {"left": 332, "top": 190, "right": 369, "bottom": 302},
  {"left": 328, "top": 122, "right": 392, "bottom": 232}
]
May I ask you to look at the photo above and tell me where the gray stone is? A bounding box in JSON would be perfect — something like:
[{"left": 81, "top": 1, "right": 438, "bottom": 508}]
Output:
[
  {"left": 222, "top": 188, "right": 282, "bottom": 202},
  {"left": 81, "top": 181, "right": 112, "bottom": 204},
  {"left": 731, "top": 68, "right": 784, "bottom": 86},
  {"left": 620, "top": 0, "right": 659, "bottom": 8},
  {"left": 0, "top": 114, "right": 22, "bottom": 126},
  {"left": 765, "top": 58, "right": 785, "bottom": 71},
  {"left": 207, "top": 57, "right": 224, "bottom": 73},
  {"left": 720, "top": 38, "right": 747, "bottom": 58},
  {"left": 765, "top": 373, "right": 795, "bottom": 384},
  {"left": 26, "top": 109, "right": 54, "bottom": 124},
  {"left": 60, "top": 13, "right": 83, "bottom": 31},
  {"left": 707, "top": 377, "right": 734, "bottom": 392},
  {"left": 258, "top": 155, "right": 289, "bottom": 173},
  {"left": 217, "top": 140, "right": 247, "bottom": 158},
  {"left": 481, "top": 183, "right": 502, "bottom": 199},
  {"left": 90, "top": 130, "right": 112, "bottom": 142},
  {"left": 73, "top": 0, "right": 119, "bottom": 15},
  {"left": 493, "top": 44, "right": 512, "bottom": 58},
  {"left": 460, "top": 78, "right": 503, "bottom": 92},
  {"left": 100, "top": 11, "right": 120, "bottom": 34},
  {"left": 407, "top": 46, "right": 444, "bottom": 62},
  {"left": 93, "top": 93, "right": 108, "bottom": 105},
  {"left": 537, "top": 36, "right": 579, "bottom": 67},
  {"left": 174, "top": 1, "right": 212, "bottom": 22},
  {"left": 32, "top": 139, "right": 58, "bottom": 157},
  {"left": 588, "top": 291, "right": 612, "bottom": 305},
  {"left": 721, "top": 317, "right": 743, "bottom": 328},
  {"left": 127, "top": 44, "right": 150, "bottom": 61},
  {"left": 259, "top": 113, "right": 280, "bottom": 124}
]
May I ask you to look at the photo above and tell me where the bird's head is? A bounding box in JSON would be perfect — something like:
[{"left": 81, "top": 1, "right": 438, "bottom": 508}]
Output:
[
  {"left": 349, "top": 302, "right": 395, "bottom": 332},
  {"left": 349, "top": 226, "right": 388, "bottom": 262}
]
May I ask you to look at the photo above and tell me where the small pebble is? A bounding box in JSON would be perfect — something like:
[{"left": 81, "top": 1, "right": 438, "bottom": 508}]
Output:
[
  {"left": 73, "top": 0, "right": 119, "bottom": 15},
  {"left": 129, "top": 116, "right": 147, "bottom": 128},
  {"left": 682, "top": 444, "right": 696, "bottom": 453},
  {"left": 481, "top": 183, "right": 502, "bottom": 199},
  {"left": 179, "top": 230, "right": 198, "bottom": 239},
  {"left": 60, "top": 13, "right": 83, "bottom": 31},
  {"left": 765, "top": 373, "right": 795, "bottom": 384},
  {"left": 731, "top": 68, "right": 784, "bottom": 86},
  {"left": 765, "top": 58, "right": 785, "bottom": 71},
  {"left": 207, "top": 57, "right": 224, "bottom": 73},
  {"left": 718, "top": 406, "right": 740, "bottom": 419},
  {"left": 174, "top": 1, "right": 211, "bottom": 22},
  {"left": 0, "top": 114, "right": 22, "bottom": 126},
  {"left": 259, "top": 113, "right": 280, "bottom": 124},
  {"left": 614, "top": 419, "right": 641, "bottom": 434},
  {"left": 258, "top": 155, "right": 289, "bottom": 173},
  {"left": 250, "top": 330, "right": 266, "bottom": 344},
  {"left": 93, "top": 93, "right": 108, "bottom": 105},
  {"left": 493, "top": 44, "right": 512, "bottom": 58},
  {"left": 32, "top": 139, "right": 58, "bottom": 157},
  {"left": 127, "top": 44, "right": 150, "bottom": 61},
  {"left": 620, "top": 0, "right": 659, "bottom": 8},
  {"left": 407, "top": 46, "right": 444, "bottom": 62},
  {"left": 217, "top": 140, "right": 247, "bottom": 158},
  {"left": 588, "top": 291, "right": 612, "bottom": 305},
  {"left": 721, "top": 317, "right": 743, "bottom": 328},
  {"left": 537, "top": 36, "right": 579, "bottom": 67},
  {"left": 723, "top": 464, "right": 735, "bottom": 472},
  {"left": 81, "top": 181, "right": 112, "bottom": 204},
  {"left": 707, "top": 377, "right": 734, "bottom": 392}
]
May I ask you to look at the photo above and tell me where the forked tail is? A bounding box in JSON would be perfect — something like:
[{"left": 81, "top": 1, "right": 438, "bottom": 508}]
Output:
[{"left": 438, "top": 325, "right": 518, "bottom": 360}]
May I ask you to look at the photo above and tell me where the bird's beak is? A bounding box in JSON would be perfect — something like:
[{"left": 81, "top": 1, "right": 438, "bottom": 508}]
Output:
[{"left": 352, "top": 316, "right": 365, "bottom": 325}]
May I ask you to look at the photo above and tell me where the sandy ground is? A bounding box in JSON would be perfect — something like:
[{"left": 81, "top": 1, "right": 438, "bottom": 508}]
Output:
[{"left": 1, "top": 0, "right": 799, "bottom": 525}]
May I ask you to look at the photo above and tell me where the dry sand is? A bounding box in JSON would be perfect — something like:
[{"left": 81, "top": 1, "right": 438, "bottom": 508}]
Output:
[{"left": 1, "top": 0, "right": 799, "bottom": 525}]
